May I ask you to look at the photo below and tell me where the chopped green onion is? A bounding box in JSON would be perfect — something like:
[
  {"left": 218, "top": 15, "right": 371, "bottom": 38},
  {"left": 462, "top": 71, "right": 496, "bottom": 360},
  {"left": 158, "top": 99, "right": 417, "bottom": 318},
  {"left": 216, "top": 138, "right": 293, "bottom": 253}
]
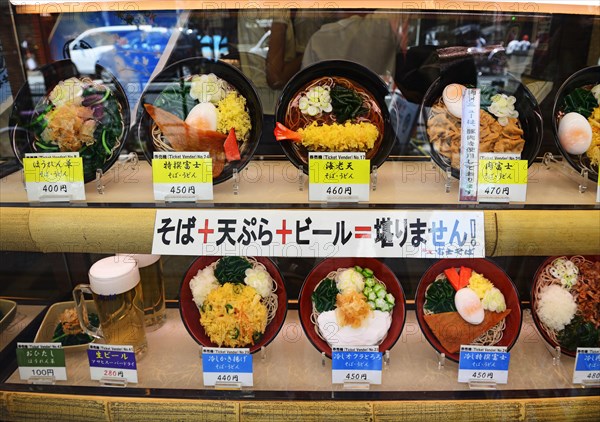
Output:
[
  {"left": 35, "top": 141, "right": 59, "bottom": 151},
  {"left": 385, "top": 293, "right": 395, "bottom": 305},
  {"left": 362, "top": 268, "right": 374, "bottom": 277},
  {"left": 354, "top": 265, "right": 363, "bottom": 273},
  {"left": 364, "top": 278, "right": 375, "bottom": 287},
  {"left": 377, "top": 289, "right": 386, "bottom": 299},
  {"left": 101, "top": 130, "right": 111, "bottom": 154}
]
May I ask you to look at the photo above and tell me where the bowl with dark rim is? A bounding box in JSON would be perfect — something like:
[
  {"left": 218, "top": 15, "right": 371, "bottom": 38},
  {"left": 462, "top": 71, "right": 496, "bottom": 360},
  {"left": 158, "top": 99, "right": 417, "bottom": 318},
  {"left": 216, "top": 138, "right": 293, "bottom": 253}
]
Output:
[
  {"left": 552, "top": 66, "right": 600, "bottom": 183},
  {"left": 136, "top": 57, "right": 262, "bottom": 185},
  {"left": 415, "top": 258, "right": 522, "bottom": 363},
  {"left": 274, "top": 60, "right": 396, "bottom": 174},
  {"left": 298, "top": 257, "right": 406, "bottom": 359},
  {"left": 179, "top": 256, "right": 287, "bottom": 353},
  {"left": 530, "top": 255, "right": 600, "bottom": 357},
  {"left": 9, "top": 59, "right": 129, "bottom": 183},
  {"left": 419, "top": 73, "right": 542, "bottom": 180}
]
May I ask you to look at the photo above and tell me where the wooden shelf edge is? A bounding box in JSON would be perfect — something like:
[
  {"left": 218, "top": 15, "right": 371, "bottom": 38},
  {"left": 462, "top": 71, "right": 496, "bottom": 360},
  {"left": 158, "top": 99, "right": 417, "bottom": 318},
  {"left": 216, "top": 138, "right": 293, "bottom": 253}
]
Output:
[
  {"left": 0, "top": 207, "right": 598, "bottom": 256},
  {"left": 11, "top": 0, "right": 600, "bottom": 16},
  {"left": 1, "top": 390, "right": 599, "bottom": 421}
]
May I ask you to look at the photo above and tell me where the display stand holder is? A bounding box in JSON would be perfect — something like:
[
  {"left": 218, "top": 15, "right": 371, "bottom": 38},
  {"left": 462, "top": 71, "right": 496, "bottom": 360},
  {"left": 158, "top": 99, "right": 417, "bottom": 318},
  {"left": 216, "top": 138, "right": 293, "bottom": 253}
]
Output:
[
  {"left": 431, "top": 160, "right": 454, "bottom": 193},
  {"left": 468, "top": 379, "right": 498, "bottom": 390},
  {"left": 96, "top": 152, "right": 139, "bottom": 195},
  {"left": 28, "top": 375, "right": 56, "bottom": 385},
  {"left": 99, "top": 376, "right": 128, "bottom": 388},
  {"left": 581, "top": 378, "right": 600, "bottom": 388},
  {"left": 298, "top": 165, "right": 305, "bottom": 191},
  {"left": 436, "top": 351, "right": 446, "bottom": 370},
  {"left": 542, "top": 152, "right": 590, "bottom": 193},
  {"left": 371, "top": 165, "right": 378, "bottom": 192}
]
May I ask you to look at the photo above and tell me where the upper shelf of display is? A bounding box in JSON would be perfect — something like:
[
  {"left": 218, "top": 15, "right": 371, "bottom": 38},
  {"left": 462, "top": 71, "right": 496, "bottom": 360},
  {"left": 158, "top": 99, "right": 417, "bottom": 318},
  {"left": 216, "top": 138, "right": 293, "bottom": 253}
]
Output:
[{"left": 10, "top": 0, "right": 600, "bottom": 16}]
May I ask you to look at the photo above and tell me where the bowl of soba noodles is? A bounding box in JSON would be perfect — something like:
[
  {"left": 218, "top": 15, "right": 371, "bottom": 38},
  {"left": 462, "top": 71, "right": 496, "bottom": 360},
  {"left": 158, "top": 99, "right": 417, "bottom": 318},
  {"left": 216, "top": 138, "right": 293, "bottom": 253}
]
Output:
[
  {"left": 415, "top": 258, "right": 522, "bottom": 362},
  {"left": 136, "top": 57, "right": 263, "bottom": 185},
  {"left": 419, "top": 73, "right": 542, "bottom": 180},
  {"left": 274, "top": 60, "right": 396, "bottom": 174},
  {"left": 530, "top": 255, "right": 600, "bottom": 357}
]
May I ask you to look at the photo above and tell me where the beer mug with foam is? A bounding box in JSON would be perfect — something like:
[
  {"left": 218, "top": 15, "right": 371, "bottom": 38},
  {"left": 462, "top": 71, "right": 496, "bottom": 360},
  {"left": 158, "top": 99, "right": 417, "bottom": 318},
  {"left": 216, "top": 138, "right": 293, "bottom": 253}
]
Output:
[{"left": 73, "top": 256, "right": 148, "bottom": 358}]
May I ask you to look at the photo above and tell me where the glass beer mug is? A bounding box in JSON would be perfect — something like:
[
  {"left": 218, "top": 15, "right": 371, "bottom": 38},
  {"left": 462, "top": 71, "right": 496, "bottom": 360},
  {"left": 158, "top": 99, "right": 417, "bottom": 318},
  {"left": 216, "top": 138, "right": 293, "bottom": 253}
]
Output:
[
  {"left": 118, "top": 254, "right": 166, "bottom": 330},
  {"left": 73, "top": 256, "right": 148, "bottom": 358}
]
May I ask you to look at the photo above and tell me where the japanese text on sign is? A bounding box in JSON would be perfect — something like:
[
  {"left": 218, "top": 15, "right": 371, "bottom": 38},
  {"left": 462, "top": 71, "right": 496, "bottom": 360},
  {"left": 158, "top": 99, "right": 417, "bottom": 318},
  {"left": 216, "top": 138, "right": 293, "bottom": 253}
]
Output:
[
  {"left": 573, "top": 348, "right": 600, "bottom": 384},
  {"left": 87, "top": 344, "right": 138, "bottom": 383},
  {"left": 17, "top": 342, "right": 67, "bottom": 381},
  {"left": 202, "top": 347, "right": 253, "bottom": 387},
  {"left": 23, "top": 153, "right": 85, "bottom": 201},
  {"left": 332, "top": 346, "right": 382, "bottom": 384},
  {"left": 309, "top": 152, "right": 370, "bottom": 202},
  {"left": 152, "top": 152, "right": 213, "bottom": 201},
  {"left": 459, "top": 89, "right": 480, "bottom": 202},
  {"left": 152, "top": 210, "right": 485, "bottom": 258},
  {"left": 458, "top": 345, "right": 510, "bottom": 384},
  {"left": 478, "top": 153, "right": 528, "bottom": 202}
]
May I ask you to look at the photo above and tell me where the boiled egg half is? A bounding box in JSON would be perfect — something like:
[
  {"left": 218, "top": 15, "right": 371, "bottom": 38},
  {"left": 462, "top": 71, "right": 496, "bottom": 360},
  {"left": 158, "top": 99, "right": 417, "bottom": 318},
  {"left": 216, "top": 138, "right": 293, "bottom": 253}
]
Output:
[
  {"left": 185, "top": 102, "right": 218, "bottom": 131},
  {"left": 442, "top": 83, "right": 466, "bottom": 119},
  {"left": 558, "top": 112, "right": 592, "bottom": 155},
  {"left": 455, "top": 287, "right": 484, "bottom": 325}
]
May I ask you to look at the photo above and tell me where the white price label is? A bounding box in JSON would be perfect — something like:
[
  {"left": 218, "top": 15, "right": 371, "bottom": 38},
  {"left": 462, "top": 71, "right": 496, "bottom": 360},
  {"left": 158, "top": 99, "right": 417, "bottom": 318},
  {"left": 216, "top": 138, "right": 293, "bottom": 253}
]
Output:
[
  {"left": 87, "top": 344, "right": 138, "bottom": 384},
  {"left": 458, "top": 345, "right": 510, "bottom": 384},
  {"left": 573, "top": 348, "right": 600, "bottom": 384},
  {"left": 202, "top": 348, "right": 253, "bottom": 387},
  {"left": 478, "top": 153, "right": 528, "bottom": 203},
  {"left": 23, "top": 153, "right": 85, "bottom": 202},
  {"left": 331, "top": 346, "right": 382, "bottom": 385},
  {"left": 152, "top": 152, "right": 213, "bottom": 201},
  {"left": 309, "top": 152, "right": 370, "bottom": 202},
  {"left": 17, "top": 343, "right": 67, "bottom": 381}
]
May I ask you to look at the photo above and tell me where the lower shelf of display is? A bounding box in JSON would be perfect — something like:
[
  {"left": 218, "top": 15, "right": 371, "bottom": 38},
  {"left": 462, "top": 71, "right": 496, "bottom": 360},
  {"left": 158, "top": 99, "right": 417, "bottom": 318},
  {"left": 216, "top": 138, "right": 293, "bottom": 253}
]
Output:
[{"left": 5, "top": 308, "right": 583, "bottom": 393}]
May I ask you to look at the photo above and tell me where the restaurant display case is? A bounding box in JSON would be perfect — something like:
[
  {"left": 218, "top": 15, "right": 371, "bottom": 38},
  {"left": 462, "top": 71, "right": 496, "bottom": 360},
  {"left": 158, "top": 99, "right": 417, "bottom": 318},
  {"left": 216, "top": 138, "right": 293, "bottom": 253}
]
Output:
[{"left": 0, "top": 1, "right": 599, "bottom": 421}]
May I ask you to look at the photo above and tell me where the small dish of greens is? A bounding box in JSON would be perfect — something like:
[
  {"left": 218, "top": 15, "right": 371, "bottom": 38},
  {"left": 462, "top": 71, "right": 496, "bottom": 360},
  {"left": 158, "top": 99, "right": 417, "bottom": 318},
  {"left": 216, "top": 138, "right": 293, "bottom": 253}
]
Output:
[{"left": 34, "top": 301, "right": 98, "bottom": 350}]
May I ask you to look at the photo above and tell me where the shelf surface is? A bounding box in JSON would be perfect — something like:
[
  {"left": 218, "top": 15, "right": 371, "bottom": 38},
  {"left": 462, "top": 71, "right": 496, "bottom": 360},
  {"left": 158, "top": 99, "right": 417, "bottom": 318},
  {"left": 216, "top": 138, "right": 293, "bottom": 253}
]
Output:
[
  {"left": 0, "top": 305, "right": 45, "bottom": 353},
  {"left": 2, "top": 308, "right": 590, "bottom": 394},
  {"left": 1, "top": 160, "right": 598, "bottom": 207},
  {"left": 10, "top": 0, "right": 600, "bottom": 16}
]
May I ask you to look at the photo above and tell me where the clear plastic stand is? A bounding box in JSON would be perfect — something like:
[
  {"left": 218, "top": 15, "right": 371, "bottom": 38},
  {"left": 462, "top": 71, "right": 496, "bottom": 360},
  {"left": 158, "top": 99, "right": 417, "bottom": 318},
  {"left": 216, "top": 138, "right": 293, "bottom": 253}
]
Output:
[
  {"left": 260, "top": 345, "right": 267, "bottom": 361},
  {"left": 432, "top": 160, "right": 453, "bottom": 193},
  {"left": 542, "top": 152, "right": 590, "bottom": 193},
  {"left": 99, "top": 376, "right": 128, "bottom": 388},
  {"left": 437, "top": 351, "right": 446, "bottom": 370},
  {"left": 383, "top": 350, "right": 391, "bottom": 368},
  {"left": 96, "top": 152, "right": 139, "bottom": 195},
  {"left": 370, "top": 165, "right": 378, "bottom": 192},
  {"left": 28, "top": 375, "right": 56, "bottom": 385},
  {"left": 342, "top": 380, "right": 371, "bottom": 390},
  {"left": 298, "top": 165, "right": 305, "bottom": 191},
  {"left": 214, "top": 381, "right": 243, "bottom": 390},
  {"left": 321, "top": 351, "right": 326, "bottom": 367},
  {"left": 232, "top": 168, "right": 239, "bottom": 196},
  {"left": 468, "top": 379, "right": 498, "bottom": 390},
  {"left": 543, "top": 342, "right": 562, "bottom": 366},
  {"left": 581, "top": 378, "right": 600, "bottom": 388}
]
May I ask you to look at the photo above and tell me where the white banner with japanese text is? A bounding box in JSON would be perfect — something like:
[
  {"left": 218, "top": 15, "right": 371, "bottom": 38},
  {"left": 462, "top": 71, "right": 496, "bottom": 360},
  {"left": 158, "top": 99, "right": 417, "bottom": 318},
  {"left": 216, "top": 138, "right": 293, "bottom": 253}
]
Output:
[{"left": 152, "top": 210, "right": 485, "bottom": 258}]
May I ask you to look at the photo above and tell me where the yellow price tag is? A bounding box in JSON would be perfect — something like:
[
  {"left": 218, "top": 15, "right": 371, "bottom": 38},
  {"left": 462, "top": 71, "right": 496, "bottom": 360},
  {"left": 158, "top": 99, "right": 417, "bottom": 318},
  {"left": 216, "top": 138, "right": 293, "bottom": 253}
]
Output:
[
  {"left": 23, "top": 155, "right": 84, "bottom": 183},
  {"left": 152, "top": 158, "right": 212, "bottom": 184},
  {"left": 309, "top": 159, "right": 370, "bottom": 184},
  {"left": 478, "top": 159, "right": 528, "bottom": 185}
]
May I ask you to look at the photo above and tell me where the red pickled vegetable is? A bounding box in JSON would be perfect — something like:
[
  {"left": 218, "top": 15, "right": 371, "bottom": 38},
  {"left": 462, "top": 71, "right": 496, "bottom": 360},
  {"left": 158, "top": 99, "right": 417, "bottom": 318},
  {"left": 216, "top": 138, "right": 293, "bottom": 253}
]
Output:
[
  {"left": 444, "top": 267, "right": 461, "bottom": 291},
  {"left": 274, "top": 122, "right": 302, "bottom": 142},
  {"left": 224, "top": 128, "right": 241, "bottom": 162},
  {"left": 459, "top": 266, "right": 472, "bottom": 289}
]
